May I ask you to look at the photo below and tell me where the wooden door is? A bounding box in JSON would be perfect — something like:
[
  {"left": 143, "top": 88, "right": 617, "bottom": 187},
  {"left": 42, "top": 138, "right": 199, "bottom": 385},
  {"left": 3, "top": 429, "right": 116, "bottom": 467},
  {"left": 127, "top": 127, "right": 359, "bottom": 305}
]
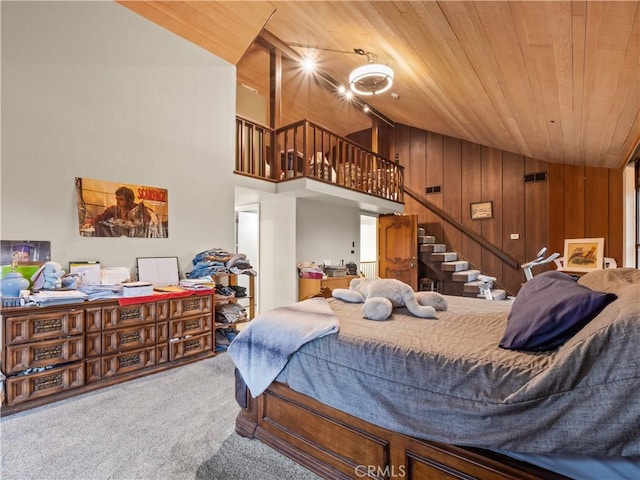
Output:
[{"left": 378, "top": 214, "right": 418, "bottom": 290}]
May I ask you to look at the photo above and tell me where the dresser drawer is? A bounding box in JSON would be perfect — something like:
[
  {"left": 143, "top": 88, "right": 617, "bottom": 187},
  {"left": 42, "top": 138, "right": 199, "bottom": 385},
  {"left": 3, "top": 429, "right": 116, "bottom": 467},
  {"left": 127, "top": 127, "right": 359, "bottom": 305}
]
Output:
[
  {"left": 4, "top": 310, "right": 84, "bottom": 344},
  {"left": 169, "top": 296, "right": 212, "bottom": 320},
  {"left": 169, "top": 332, "right": 212, "bottom": 361},
  {"left": 101, "top": 324, "right": 157, "bottom": 355},
  {"left": 5, "top": 337, "right": 84, "bottom": 375},
  {"left": 98, "top": 346, "right": 156, "bottom": 378},
  {"left": 169, "top": 314, "right": 212, "bottom": 339},
  {"left": 5, "top": 363, "right": 84, "bottom": 406},
  {"left": 102, "top": 303, "right": 156, "bottom": 329}
]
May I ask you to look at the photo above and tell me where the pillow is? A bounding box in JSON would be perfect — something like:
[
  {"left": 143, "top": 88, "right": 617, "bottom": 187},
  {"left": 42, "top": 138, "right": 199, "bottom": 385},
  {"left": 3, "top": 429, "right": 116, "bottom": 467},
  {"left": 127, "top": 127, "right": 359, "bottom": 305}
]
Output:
[
  {"left": 500, "top": 271, "right": 617, "bottom": 351},
  {"left": 577, "top": 267, "right": 640, "bottom": 293}
]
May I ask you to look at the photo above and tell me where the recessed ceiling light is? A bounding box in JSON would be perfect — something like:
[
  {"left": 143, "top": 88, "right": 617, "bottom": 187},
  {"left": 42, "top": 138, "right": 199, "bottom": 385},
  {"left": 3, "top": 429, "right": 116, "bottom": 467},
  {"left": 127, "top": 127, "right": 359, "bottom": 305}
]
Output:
[{"left": 300, "top": 57, "right": 315, "bottom": 73}]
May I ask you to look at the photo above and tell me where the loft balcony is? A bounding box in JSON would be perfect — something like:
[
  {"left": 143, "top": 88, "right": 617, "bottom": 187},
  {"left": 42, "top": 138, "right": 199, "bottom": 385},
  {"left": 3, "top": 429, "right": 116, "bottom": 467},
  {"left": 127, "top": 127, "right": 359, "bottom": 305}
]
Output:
[{"left": 235, "top": 116, "right": 404, "bottom": 207}]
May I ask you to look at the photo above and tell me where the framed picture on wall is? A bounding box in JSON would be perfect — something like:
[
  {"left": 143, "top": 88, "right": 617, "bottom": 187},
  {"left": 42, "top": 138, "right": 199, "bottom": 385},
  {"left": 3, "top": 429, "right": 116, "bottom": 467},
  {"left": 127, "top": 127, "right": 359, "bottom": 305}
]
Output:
[
  {"left": 563, "top": 238, "right": 604, "bottom": 273},
  {"left": 470, "top": 201, "right": 493, "bottom": 220}
]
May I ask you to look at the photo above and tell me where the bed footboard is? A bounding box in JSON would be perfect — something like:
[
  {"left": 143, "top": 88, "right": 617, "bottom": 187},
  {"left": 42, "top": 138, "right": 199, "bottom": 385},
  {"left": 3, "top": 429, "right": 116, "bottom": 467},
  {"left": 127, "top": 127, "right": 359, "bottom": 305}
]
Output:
[{"left": 235, "top": 379, "right": 569, "bottom": 480}]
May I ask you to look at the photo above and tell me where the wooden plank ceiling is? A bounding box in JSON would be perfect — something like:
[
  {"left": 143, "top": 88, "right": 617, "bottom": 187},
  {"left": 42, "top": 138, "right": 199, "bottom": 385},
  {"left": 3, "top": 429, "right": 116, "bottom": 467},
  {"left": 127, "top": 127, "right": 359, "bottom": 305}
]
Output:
[{"left": 120, "top": 1, "right": 640, "bottom": 169}]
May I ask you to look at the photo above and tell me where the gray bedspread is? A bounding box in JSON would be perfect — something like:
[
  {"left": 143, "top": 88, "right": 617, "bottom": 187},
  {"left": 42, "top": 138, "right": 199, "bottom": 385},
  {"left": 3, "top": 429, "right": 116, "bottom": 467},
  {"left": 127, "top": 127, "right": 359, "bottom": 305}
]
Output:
[{"left": 275, "top": 270, "right": 640, "bottom": 456}]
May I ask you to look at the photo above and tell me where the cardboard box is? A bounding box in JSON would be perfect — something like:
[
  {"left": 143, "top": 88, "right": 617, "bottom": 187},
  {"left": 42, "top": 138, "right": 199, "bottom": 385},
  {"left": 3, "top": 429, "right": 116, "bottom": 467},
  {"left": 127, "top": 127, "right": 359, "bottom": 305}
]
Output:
[{"left": 121, "top": 281, "right": 154, "bottom": 297}]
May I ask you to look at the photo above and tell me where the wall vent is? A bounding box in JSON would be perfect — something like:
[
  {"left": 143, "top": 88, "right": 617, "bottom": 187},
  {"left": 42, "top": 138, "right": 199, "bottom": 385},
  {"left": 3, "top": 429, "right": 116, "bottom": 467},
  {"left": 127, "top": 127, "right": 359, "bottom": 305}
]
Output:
[
  {"left": 425, "top": 185, "right": 442, "bottom": 194},
  {"left": 524, "top": 171, "right": 548, "bottom": 183}
]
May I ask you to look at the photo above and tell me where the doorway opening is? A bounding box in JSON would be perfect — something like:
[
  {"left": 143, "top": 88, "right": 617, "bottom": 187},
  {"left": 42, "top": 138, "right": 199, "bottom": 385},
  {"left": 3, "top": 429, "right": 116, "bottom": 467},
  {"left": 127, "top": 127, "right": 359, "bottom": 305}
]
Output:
[
  {"left": 235, "top": 204, "right": 259, "bottom": 314},
  {"left": 360, "top": 214, "right": 378, "bottom": 278}
]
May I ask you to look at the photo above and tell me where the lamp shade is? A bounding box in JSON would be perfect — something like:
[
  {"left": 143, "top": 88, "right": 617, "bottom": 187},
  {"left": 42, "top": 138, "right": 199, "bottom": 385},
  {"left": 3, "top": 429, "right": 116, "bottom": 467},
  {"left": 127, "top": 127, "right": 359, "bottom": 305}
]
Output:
[{"left": 349, "top": 63, "right": 394, "bottom": 96}]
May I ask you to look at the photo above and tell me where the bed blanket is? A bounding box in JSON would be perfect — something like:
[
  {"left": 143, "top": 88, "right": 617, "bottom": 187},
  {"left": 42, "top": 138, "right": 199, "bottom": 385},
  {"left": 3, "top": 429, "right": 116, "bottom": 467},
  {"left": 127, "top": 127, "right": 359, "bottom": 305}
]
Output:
[
  {"left": 228, "top": 297, "right": 339, "bottom": 397},
  {"left": 276, "top": 278, "right": 640, "bottom": 455}
]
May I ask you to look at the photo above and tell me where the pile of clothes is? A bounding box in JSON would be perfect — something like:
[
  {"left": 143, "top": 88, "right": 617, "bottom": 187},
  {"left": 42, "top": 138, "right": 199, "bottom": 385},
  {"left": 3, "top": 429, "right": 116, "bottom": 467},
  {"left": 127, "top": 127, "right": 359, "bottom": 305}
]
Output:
[
  {"left": 215, "top": 303, "right": 247, "bottom": 324},
  {"left": 215, "top": 328, "right": 237, "bottom": 352},
  {"left": 187, "top": 248, "right": 257, "bottom": 278}
]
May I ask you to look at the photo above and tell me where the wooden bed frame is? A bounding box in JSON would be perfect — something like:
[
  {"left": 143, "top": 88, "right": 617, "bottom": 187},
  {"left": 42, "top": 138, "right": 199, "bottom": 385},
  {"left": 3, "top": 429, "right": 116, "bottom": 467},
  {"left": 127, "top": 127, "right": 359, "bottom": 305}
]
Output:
[{"left": 235, "top": 378, "right": 570, "bottom": 480}]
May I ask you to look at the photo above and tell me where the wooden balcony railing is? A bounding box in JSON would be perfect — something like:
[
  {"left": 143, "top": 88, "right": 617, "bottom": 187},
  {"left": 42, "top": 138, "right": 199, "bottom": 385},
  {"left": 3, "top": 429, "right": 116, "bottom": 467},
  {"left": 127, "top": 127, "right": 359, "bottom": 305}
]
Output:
[{"left": 235, "top": 116, "right": 404, "bottom": 203}]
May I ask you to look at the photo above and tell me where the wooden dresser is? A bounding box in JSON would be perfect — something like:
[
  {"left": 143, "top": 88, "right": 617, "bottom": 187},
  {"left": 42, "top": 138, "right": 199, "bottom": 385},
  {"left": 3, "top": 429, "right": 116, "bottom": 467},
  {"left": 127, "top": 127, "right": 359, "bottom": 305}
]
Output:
[
  {"left": 1, "top": 293, "right": 214, "bottom": 415},
  {"left": 298, "top": 275, "right": 359, "bottom": 300}
]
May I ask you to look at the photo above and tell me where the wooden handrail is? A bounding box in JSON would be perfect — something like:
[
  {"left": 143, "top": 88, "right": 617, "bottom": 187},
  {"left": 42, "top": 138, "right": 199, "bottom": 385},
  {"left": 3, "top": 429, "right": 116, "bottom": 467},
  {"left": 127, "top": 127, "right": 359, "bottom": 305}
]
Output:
[
  {"left": 236, "top": 116, "right": 404, "bottom": 202},
  {"left": 404, "top": 186, "right": 520, "bottom": 270}
]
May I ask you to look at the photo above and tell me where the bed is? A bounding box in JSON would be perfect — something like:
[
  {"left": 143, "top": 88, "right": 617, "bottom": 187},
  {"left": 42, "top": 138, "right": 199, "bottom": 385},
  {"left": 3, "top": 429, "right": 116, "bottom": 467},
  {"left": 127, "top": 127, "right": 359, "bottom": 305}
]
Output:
[{"left": 230, "top": 268, "right": 640, "bottom": 479}]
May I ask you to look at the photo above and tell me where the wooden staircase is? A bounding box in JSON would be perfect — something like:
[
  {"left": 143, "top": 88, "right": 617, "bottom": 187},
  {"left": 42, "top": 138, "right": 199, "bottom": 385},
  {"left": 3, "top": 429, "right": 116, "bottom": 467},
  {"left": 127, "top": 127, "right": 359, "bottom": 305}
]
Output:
[{"left": 418, "top": 235, "right": 508, "bottom": 300}]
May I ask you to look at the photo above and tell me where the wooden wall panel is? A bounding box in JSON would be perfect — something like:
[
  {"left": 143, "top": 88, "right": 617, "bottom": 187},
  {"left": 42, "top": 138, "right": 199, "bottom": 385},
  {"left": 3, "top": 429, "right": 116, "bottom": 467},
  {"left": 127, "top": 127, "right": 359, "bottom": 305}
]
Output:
[
  {"left": 481, "top": 147, "right": 503, "bottom": 279},
  {"left": 461, "top": 141, "right": 483, "bottom": 270},
  {"left": 426, "top": 133, "right": 444, "bottom": 241},
  {"left": 547, "top": 162, "right": 566, "bottom": 259},
  {"left": 397, "top": 123, "right": 623, "bottom": 294},
  {"left": 563, "top": 164, "right": 586, "bottom": 238},
  {"left": 410, "top": 127, "right": 427, "bottom": 193},
  {"left": 347, "top": 129, "right": 372, "bottom": 151},
  {"left": 443, "top": 137, "right": 462, "bottom": 254},
  {"left": 524, "top": 158, "right": 550, "bottom": 265},
  {"left": 547, "top": 164, "right": 624, "bottom": 266},
  {"left": 585, "top": 166, "right": 610, "bottom": 240},
  {"left": 501, "top": 152, "right": 526, "bottom": 290},
  {"left": 396, "top": 126, "right": 411, "bottom": 187}
]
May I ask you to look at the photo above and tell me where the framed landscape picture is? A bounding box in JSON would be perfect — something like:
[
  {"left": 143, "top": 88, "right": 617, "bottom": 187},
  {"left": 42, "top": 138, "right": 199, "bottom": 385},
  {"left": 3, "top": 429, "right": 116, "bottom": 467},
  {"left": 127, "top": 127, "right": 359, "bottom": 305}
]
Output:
[
  {"left": 563, "top": 238, "right": 604, "bottom": 273},
  {"left": 470, "top": 201, "right": 493, "bottom": 220}
]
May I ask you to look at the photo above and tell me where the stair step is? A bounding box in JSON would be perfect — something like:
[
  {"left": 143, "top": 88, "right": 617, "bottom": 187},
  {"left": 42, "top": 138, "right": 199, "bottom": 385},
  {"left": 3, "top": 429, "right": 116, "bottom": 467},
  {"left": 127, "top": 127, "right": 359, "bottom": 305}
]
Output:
[
  {"left": 463, "top": 280, "right": 488, "bottom": 293},
  {"left": 477, "top": 289, "right": 507, "bottom": 301},
  {"left": 420, "top": 243, "right": 446, "bottom": 253},
  {"left": 431, "top": 252, "right": 457, "bottom": 262},
  {"left": 441, "top": 260, "right": 469, "bottom": 272},
  {"left": 418, "top": 235, "right": 436, "bottom": 244},
  {"left": 452, "top": 269, "right": 480, "bottom": 282},
  {"left": 419, "top": 277, "right": 439, "bottom": 291}
]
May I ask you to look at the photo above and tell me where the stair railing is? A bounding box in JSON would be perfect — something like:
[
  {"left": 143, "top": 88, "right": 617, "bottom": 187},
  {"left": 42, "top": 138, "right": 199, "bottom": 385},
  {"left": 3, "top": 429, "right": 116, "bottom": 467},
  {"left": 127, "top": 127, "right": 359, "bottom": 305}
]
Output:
[
  {"left": 235, "top": 116, "right": 404, "bottom": 203},
  {"left": 404, "top": 186, "right": 520, "bottom": 270}
]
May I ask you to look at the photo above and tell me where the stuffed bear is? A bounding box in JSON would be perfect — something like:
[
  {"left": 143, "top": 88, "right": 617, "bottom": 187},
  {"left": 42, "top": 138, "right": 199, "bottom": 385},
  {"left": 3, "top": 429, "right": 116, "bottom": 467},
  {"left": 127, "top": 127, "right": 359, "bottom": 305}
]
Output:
[{"left": 332, "top": 277, "right": 447, "bottom": 321}]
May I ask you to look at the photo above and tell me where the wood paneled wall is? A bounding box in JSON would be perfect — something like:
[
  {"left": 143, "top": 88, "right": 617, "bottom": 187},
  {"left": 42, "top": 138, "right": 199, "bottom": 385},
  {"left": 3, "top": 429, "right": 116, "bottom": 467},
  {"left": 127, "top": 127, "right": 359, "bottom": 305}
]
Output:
[
  {"left": 394, "top": 123, "right": 623, "bottom": 295},
  {"left": 548, "top": 163, "right": 624, "bottom": 265}
]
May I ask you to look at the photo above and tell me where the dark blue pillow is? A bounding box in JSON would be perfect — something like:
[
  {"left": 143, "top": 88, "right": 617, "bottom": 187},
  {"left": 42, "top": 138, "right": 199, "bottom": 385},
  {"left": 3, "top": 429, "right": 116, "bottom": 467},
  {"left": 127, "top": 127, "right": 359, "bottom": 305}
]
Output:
[{"left": 500, "top": 271, "right": 617, "bottom": 351}]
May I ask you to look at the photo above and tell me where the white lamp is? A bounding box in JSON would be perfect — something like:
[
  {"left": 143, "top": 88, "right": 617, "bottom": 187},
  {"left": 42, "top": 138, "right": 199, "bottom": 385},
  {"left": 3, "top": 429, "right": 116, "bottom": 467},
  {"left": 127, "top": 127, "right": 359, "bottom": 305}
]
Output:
[{"left": 349, "top": 63, "right": 394, "bottom": 96}]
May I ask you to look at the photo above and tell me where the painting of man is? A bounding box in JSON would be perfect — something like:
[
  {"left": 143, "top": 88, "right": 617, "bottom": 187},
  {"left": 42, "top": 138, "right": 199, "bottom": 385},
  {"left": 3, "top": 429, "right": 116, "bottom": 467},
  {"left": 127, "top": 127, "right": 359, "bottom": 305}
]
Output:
[{"left": 77, "top": 178, "right": 168, "bottom": 238}]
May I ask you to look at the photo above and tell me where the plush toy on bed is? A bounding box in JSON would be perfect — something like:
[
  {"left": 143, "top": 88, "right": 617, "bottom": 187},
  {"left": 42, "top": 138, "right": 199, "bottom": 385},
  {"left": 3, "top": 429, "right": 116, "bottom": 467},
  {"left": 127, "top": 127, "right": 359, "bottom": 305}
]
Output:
[{"left": 332, "top": 277, "right": 447, "bottom": 320}]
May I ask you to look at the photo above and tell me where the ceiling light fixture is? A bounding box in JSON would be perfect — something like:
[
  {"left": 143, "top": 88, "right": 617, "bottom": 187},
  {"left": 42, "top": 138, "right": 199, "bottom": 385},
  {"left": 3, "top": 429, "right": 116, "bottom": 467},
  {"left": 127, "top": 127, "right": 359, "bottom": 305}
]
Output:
[
  {"left": 349, "top": 51, "right": 394, "bottom": 96},
  {"left": 300, "top": 57, "right": 316, "bottom": 73}
]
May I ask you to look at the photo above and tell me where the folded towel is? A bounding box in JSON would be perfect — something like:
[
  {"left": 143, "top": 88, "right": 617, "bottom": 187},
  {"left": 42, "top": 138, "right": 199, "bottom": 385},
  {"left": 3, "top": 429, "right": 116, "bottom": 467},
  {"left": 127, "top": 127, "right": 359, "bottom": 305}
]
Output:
[{"left": 228, "top": 297, "right": 339, "bottom": 397}]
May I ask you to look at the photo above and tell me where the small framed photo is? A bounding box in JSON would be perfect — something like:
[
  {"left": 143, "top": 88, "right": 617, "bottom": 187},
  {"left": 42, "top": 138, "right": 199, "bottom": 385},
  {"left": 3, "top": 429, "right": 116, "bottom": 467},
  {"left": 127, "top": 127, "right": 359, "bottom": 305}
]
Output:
[
  {"left": 470, "top": 201, "right": 493, "bottom": 220},
  {"left": 563, "top": 238, "right": 604, "bottom": 273}
]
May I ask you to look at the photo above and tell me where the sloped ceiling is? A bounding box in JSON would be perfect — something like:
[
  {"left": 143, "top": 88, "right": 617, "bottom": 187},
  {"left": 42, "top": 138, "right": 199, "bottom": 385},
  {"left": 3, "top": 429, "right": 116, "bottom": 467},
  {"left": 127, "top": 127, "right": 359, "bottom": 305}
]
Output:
[{"left": 119, "top": 1, "right": 640, "bottom": 169}]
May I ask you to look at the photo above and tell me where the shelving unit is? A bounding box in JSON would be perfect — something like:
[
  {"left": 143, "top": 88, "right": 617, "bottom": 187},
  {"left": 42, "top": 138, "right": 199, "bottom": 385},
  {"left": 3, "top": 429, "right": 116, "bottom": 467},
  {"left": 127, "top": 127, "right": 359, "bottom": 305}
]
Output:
[{"left": 212, "top": 273, "right": 255, "bottom": 352}]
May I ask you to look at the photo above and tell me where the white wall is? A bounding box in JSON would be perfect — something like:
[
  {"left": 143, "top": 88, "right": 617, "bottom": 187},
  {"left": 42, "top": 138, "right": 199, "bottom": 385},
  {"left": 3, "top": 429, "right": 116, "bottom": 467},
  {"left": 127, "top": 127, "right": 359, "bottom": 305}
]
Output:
[
  {"left": 296, "top": 198, "right": 360, "bottom": 267},
  {"left": 1, "top": 2, "right": 237, "bottom": 277},
  {"left": 259, "top": 197, "right": 297, "bottom": 311}
]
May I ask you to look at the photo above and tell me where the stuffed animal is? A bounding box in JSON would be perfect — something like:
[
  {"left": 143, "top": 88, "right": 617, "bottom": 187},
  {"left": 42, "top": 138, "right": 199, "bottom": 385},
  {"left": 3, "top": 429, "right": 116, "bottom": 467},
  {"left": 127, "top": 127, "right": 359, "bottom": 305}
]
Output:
[
  {"left": 332, "top": 277, "right": 447, "bottom": 321},
  {"left": 31, "top": 261, "right": 65, "bottom": 290}
]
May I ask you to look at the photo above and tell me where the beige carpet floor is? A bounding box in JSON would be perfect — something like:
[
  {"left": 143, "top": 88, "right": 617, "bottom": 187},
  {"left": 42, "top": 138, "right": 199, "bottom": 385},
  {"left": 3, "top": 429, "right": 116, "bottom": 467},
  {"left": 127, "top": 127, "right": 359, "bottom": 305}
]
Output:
[{"left": 0, "top": 353, "right": 320, "bottom": 480}]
